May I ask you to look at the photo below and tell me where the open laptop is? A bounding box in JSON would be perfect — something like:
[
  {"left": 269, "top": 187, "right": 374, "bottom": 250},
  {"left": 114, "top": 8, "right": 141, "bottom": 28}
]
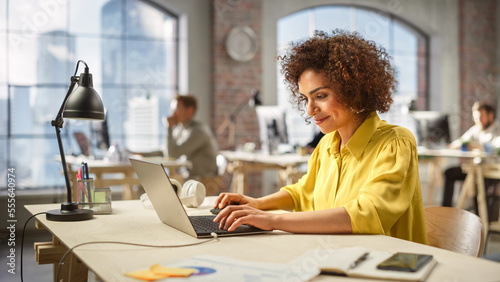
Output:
[{"left": 129, "top": 158, "right": 268, "bottom": 238}]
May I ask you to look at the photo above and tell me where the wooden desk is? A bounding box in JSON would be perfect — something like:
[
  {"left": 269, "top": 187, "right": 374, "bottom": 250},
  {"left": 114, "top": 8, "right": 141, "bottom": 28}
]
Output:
[
  {"left": 417, "top": 147, "right": 493, "bottom": 205},
  {"left": 220, "top": 150, "right": 310, "bottom": 194},
  {"left": 458, "top": 162, "right": 500, "bottom": 241},
  {"left": 417, "top": 148, "right": 492, "bottom": 160},
  {"left": 64, "top": 156, "right": 191, "bottom": 200},
  {"left": 26, "top": 200, "right": 500, "bottom": 282}
]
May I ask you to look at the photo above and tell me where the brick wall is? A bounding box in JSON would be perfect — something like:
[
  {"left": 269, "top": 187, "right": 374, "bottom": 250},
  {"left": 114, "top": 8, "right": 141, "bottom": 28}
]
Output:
[
  {"left": 212, "top": 0, "right": 263, "bottom": 196},
  {"left": 459, "top": 0, "right": 498, "bottom": 131},
  {"left": 414, "top": 36, "right": 429, "bottom": 110},
  {"left": 212, "top": 0, "right": 262, "bottom": 151}
]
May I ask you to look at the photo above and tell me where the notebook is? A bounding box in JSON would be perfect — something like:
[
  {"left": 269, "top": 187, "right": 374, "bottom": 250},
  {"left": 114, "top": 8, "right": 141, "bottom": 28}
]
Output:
[
  {"left": 295, "top": 247, "right": 437, "bottom": 282},
  {"left": 129, "top": 158, "right": 268, "bottom": 238}
]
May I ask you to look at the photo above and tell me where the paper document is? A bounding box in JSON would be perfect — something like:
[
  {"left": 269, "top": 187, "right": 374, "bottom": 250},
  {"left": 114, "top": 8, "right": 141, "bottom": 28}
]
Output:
[{"left": 156, "top": 254, "right": 319, "bottom": 281}]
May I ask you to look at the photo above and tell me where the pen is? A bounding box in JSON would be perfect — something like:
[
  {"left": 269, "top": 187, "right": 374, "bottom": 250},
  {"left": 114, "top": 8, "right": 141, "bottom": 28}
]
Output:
[
  {"left": 77, "top": 165, "right": 90, "bottom": 202},
  {"left": 76, "top": 166, "right": 82, "bottom": 181},
  {"left": 349, "top": 252, "right": 369, "bottom": 269},
  {"left": 80, "top": 163, "right": 85, "bottom": 179},
  {"left": 84, "top": 162, "right": 89, "bottom": 180},
  {"left": 84, "top": 162, "right": 92, "bottom": 203}
]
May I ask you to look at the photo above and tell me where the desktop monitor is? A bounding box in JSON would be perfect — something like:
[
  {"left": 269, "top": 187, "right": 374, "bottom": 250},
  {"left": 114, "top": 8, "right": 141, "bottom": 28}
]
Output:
[
  {"left": 410, "top": 111, "right": 451, "bottom": 148},
  {"left": 256, "top": 106, "right": 288, "bottom": 154}
]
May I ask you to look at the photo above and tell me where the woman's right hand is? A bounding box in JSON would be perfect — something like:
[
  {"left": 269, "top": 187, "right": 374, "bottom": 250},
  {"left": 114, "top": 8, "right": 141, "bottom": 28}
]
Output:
[{"left": 213, "top": 193, "right": 259, "bottom": 209}]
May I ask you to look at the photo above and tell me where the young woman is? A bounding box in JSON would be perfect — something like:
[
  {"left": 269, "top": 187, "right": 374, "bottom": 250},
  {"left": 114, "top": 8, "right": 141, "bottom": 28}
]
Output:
[{"left": 214, "top": 30, "right": 427, "bottom": 244}]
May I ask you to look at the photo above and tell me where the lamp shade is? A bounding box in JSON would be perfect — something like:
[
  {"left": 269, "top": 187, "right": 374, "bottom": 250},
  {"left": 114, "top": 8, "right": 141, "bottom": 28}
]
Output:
[{"left": 63, "top": 72, "right": 105, "bottom": 120}]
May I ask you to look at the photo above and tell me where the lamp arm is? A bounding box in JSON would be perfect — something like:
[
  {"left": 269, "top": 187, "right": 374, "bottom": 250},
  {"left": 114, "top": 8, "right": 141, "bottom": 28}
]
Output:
[
  {"left": 215, "top": 90, "right": 259, "bottom": 147},
  {"left": 51, "top": 79, "right": 78, "bottom": 204},
  {"left": 229, "top": 89, "right": 260, "bottom": 120},
  {"left": 216, "top": 99, "right": 248, "bottom": 135},
  {"left": 229, "top": 99, "right": 250, "bottom": 121},
  {"left": 53, "top": 79, "right": 78, "bottom": 128},
  {"left": 55, "top": 124, "right": 73, "bottom": 203}
]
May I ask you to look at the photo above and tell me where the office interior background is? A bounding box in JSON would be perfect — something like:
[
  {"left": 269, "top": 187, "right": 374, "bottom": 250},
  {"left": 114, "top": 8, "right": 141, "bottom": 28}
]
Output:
[
  {"left": 2, "top": 0, "right": 499, "bottom": 192},
  {"left": 1, "top": 0, "right": 499, "bottom": 232},
  {"left": 0, "top": 0, "right": 499, "bottom": 279}
]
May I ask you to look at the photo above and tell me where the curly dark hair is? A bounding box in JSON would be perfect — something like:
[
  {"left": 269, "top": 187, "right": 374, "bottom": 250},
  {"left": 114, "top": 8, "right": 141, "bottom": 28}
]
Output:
[{"left": 279, "top": 29, "right": 397, "bottom": 121}]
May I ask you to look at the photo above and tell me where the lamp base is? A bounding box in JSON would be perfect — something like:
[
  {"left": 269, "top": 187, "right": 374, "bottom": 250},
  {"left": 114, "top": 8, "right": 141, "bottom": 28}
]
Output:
[{"left": 46, "top": 202, "right": 94, "bottom": 221}]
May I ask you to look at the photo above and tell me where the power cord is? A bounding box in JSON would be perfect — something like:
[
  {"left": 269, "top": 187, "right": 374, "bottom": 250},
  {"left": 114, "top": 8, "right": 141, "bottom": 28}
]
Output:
[
  {"left": 20, "top": 212, "right": 47, "bottom": 282},
  {"left": 21, "top": 213, "right": 219, "bottom": 282},
  {"left": 54, "top": 234, "right": 219, "bottom": 281}
]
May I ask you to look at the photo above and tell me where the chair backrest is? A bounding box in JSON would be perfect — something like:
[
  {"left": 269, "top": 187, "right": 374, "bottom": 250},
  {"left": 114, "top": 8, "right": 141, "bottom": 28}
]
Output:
[{"left": 424, "top": 206, "right": 484, "bottom": 257}]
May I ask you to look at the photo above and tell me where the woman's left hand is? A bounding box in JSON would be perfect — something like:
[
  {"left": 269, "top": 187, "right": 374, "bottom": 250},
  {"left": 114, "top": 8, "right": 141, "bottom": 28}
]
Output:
[{"left": 213, "top": 205, "right": 278, "bottom": 231}]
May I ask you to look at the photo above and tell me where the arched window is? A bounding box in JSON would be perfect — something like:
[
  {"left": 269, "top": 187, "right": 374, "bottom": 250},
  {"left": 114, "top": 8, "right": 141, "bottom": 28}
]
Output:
[
  {"left": 0, "top": 0, "right": 178, "bottom": 188},
  {"left": 277, "top": 5, "right": 428, "bottom": 146}
]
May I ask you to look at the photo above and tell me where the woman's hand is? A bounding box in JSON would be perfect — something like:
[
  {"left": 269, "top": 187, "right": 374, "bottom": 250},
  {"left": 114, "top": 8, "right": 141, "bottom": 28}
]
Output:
[
  {"left": 213, "top": 205, "right": 278, "bottom": 231},
  {"left": 213, "top": 193, "right": 259, "bottom": 209}
]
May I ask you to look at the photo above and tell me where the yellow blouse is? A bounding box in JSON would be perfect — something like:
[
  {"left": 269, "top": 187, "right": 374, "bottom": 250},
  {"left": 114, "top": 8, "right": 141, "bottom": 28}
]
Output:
[{"left": 281, "top": 112, "right": 428, "bottom": 244}]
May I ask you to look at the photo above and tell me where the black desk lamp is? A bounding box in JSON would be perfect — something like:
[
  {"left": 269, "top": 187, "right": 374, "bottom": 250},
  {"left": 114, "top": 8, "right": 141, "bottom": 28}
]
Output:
[{"left": 46, "top": 60, "right": 105, "bottom": 221}]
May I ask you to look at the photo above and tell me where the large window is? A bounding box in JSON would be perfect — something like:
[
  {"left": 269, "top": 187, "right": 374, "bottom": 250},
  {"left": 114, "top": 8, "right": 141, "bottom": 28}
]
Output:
[
  {"left": 277, "top": 6, "right": 428, "bottom": 146},
  {"left": 0, "top": 0, "right": 178, "bottom": 189}
]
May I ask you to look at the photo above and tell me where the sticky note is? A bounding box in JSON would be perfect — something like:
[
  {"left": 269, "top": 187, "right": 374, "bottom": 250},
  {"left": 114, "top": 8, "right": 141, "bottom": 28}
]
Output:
[
  {"left": 94, "top": 191, "right": 106, "bottom": 203},
  {"left": 124, "top": 269, "right": 166, "bottom": 281},
  {"left": 125, "top": 264, "right": 196, "bottom": 281},
  {"left": 150, "top": 264, "right": 196, "bottom": 277}
]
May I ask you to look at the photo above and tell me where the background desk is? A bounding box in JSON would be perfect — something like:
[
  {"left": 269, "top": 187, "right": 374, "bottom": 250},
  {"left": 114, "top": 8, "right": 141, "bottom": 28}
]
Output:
[
  {"left": 458, "top": 162, "right": 500, "bottom": 241},
  {"left": 64, "top": 156, "right": 192, "bottom": 200},
  {"left": 220, "top": 150, "right": 310, "bottom": 194},
  {"left": 26, "top": 199, "right": 500, "bottom": 282},
  {"left": 417, "top": 147, "right": 493, "bottom": 205}
]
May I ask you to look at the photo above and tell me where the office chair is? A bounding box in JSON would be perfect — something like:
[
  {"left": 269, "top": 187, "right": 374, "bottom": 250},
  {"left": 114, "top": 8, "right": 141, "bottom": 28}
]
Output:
[{"left": 424, "top": 206, "right": 484, "bottom": 257}]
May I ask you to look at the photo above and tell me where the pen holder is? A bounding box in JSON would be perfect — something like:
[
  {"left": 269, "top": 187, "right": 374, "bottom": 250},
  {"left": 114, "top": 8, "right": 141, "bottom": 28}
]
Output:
[
  {"left": 78, "top": 184, "right": 112, "bottom": 214},
  {"left": 77, "top": 178, "right": 95, "bottom": 208}
]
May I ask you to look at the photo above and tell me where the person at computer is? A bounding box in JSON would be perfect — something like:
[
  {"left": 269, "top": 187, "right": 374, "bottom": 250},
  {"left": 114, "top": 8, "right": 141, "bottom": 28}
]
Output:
[
  {"left": 166, "top": 94, "right": 219, "bottom": 189},
  {"left": 213, "top": 30, "right": 428, "bottom": 244},
  {"left": 442, "top": 101, "right": 500, "bottom": 207}
]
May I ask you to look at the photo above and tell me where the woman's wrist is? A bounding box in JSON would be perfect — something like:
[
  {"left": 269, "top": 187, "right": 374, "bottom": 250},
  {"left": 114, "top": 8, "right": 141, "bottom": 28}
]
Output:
[{"left": 251, "top": 197, "right": 264, "bottom": 210}]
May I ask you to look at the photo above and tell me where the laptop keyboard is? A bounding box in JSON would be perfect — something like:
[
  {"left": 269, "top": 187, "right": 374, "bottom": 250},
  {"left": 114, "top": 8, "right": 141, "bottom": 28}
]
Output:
[
  {"left": 189, "top": 216, "right": 232, "bottom": 233},
  {"left": 189, "top": 215, "right": 263, "bottom": 235}
]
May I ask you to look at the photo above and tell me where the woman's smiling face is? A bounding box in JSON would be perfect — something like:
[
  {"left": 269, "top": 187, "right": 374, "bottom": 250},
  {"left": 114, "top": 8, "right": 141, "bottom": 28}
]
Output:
[{"left": 298, "top": 69, "right": 358, "bottom": 136}]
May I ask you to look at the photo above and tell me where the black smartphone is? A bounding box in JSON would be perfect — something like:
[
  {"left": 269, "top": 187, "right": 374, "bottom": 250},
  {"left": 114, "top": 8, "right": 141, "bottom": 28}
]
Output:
[{"left": 376, "top": 253, "right": 433, "bottom": 272}]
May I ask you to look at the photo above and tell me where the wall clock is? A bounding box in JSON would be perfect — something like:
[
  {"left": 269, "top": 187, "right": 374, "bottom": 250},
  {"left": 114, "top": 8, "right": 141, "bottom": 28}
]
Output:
[{"left": 225, "top": 26, "right": 258, "bottom": 62}]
